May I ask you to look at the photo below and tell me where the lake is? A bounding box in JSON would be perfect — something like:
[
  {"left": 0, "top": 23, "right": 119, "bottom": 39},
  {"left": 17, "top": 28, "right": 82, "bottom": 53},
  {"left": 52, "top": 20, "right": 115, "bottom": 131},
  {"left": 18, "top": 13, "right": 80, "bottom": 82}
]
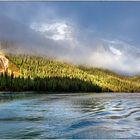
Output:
[{"left": 0, "top": 93, "right": 140, "bottom": 139}]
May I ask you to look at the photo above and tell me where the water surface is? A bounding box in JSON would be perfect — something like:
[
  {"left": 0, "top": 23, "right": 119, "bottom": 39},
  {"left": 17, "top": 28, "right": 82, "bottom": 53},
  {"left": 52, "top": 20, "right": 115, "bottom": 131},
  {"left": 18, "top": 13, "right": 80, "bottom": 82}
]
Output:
[{"left": 0, "top": 93, "right": 140, "bottom": 139}]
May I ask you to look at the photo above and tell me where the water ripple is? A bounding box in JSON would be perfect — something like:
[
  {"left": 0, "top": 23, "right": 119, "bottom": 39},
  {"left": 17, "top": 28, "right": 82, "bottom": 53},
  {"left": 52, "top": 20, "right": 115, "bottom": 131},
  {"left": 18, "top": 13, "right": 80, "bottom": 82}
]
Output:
[{"left": 0, "top": 93, "right": 140, "bottom": 139}]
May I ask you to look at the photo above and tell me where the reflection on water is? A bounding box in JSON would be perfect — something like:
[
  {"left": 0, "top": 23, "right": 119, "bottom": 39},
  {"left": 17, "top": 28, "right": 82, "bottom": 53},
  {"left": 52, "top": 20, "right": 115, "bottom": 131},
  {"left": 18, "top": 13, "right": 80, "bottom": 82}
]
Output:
[{"left": 0, "top": 93, "right": 140, "bottom": 139}]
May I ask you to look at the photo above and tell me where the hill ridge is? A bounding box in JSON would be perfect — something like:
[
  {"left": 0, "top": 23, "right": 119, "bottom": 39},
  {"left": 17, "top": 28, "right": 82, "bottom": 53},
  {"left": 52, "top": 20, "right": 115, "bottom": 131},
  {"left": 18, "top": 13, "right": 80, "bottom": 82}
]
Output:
[{"left": 0, "top": 53, "right": 137, "bottom": 92}]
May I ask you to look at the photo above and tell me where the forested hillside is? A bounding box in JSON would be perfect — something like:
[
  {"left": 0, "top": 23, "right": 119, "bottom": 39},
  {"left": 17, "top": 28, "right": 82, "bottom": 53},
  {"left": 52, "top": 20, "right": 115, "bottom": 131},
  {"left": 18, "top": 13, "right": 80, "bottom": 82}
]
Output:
[{"left": 0, "top": 54, "right": 140, "bottom": 92}]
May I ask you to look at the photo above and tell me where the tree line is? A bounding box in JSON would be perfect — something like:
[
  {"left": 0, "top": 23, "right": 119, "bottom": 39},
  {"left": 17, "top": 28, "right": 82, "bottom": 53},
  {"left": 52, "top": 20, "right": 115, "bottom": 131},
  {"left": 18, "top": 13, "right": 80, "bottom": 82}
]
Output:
[
  {"left": 2, "top": 54, "right": 140, "bottom": 93},
  {"left": 0, "top": 72, "right": 102, "bottom": 92}
]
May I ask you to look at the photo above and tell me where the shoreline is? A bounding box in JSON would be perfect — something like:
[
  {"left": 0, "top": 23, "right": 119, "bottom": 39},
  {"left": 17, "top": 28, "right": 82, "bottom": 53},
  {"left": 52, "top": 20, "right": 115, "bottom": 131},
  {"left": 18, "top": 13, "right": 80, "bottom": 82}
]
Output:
[{"left": 0, "top": 91, "right": 139, "bottom": 94}]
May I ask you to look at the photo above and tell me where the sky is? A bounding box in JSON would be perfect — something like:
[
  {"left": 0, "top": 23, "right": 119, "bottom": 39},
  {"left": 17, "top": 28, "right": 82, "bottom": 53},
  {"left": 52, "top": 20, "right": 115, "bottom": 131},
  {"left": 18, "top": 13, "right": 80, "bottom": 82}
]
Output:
[{"left": 0, "top": 2, "right": 140, "bottom": 75}]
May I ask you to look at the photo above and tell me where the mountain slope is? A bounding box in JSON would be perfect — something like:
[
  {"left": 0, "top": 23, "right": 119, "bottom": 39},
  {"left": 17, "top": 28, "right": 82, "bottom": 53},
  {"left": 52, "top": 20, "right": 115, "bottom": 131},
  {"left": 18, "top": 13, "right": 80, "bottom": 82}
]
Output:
[
  {"left": 1, "top": 54, "right": 139, "bottom": 92},
  {"left": 79, "top": 67, "right": 140, "bottom": 92}
]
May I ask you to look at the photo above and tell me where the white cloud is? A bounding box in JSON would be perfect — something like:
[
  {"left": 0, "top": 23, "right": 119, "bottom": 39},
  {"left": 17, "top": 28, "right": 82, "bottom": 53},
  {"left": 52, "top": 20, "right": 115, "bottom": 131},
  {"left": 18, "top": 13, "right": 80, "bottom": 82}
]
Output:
[
  {"left": 30, "top": 20, "right": 140, "bottom": 75},
  {"left": 30, "top": 22, "right": 73, "bottom": 41},
  {"left": 109, "top": 46, "right": 122, "bottom": 56}
]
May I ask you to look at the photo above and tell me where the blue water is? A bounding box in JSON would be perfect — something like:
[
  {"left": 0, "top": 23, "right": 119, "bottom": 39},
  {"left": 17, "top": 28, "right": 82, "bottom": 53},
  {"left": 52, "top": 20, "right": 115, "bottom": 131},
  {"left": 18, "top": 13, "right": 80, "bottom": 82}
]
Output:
[{"left": 0, "top": 93, "right": 140, "bottom": 139}]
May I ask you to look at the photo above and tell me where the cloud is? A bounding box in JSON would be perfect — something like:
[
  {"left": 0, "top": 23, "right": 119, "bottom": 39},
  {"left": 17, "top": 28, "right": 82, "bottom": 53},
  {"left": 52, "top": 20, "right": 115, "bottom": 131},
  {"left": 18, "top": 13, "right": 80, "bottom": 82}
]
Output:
[
  {"left": 0, "top": 3, "right": 140, "bottom": 75},
  {"left": 9, "top": 16, "right": 140, "bottom": 75},
  {"left": 109, "top": 46, "right": 122, "bottom": 56},
  {"left": 30, "top": 22, "right": 73, "bottom": 41},
  {"left": 87, "top": 40, "right": 140, "bottom": 75}
]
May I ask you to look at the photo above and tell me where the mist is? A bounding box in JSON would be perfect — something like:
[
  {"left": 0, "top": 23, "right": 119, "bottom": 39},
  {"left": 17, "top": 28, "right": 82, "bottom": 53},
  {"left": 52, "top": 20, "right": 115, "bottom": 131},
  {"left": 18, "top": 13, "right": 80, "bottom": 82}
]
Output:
[{"left": 0, "top": 2, "right": 140, "bottom": 75}]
